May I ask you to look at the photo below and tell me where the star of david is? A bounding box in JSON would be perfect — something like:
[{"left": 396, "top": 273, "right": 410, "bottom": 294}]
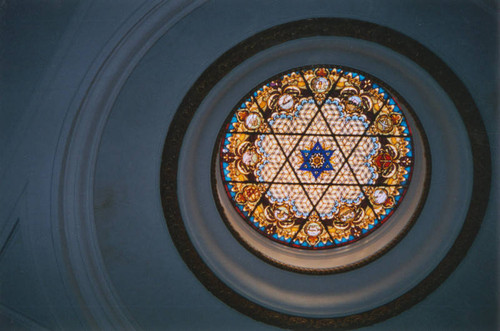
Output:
[{"left": 299, "top": 141, "right": 335, "bottom": 179}]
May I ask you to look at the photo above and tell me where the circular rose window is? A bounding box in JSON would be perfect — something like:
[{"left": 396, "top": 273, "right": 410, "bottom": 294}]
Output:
[{"left": 215, "top": 66, "right": 415, "bottom": 253}]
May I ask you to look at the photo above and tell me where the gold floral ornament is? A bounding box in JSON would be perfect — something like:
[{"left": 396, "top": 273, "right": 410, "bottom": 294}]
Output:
[
  {"left": 364, "top": 186, "right": 402, "bottom": 220},
  {"left": 373, "top": 143, "right": 412, "bottom": 180},
  {"left": 222, "top": 135, "right": 258, "bottom": 182},
  {"left": 302, "top": 68, "right": 343, "bottom": 104},
  {"left": 295, "top": 212, "right": 331, "bottom": 246},
  {"left": 332, "top": 206, "right": 364, "bottom": 229},
  {"left": 374, "top": 112, "right": 403, "bottom": 134},
  {"left": 235, "top": 184, "right": 267, "bottom": 205},
  {"left": 328, "top": 205, "right": 371, "bottom": 242},
  {"left": 369, "top": 188, "right": 396, "bottom": 208},
  {"left": 257, "top": 202, "right": 300, "bottom": 239},
  {"left": 232, "top": 141, "right": 261, "bottom": 175},
  {"left": 366, "top": 99, "right": 410, "bottom": 137},
  {"left": 309, "top": 69, "right": 331, "bottom": 98},
  {"left": 229, "top": 106, "right": 269, "bottom": 133},
  {"left": 238, "top": 110, "right": 266, "bottom": 131},
  {"left": 262, "top": 203, "right": 300, "bottom": 238},
  {"left": 338, "top": 84, "right": 373, "bottom": 114},
  {"left": 264, "top": 203, "right": 294, "bottom": 228},
  {"left": 266, "top": 80, "right": 302, "bottom": 112}
]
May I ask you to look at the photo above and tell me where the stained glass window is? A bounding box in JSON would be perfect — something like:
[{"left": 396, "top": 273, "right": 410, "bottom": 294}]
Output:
[{"left": 217, "top": 66, "right": 413, "bottom": 249}]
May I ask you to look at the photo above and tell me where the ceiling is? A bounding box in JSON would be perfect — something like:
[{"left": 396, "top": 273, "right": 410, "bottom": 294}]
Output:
[{"left": 0, "top": 0, "right": 497, "bottom": 329}]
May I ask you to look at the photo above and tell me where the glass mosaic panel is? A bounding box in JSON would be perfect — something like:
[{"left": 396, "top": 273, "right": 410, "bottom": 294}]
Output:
[{"left": 218, "top": 66, "right": 414, "bottom": 249}]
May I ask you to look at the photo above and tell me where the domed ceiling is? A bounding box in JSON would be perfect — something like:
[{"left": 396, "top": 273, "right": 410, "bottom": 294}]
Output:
[
  {"left": 159, "top": 17, "right": 489, "bottom": 328},
  {"left": 0, "top": 1, "right": 496, "bottom": 330}
]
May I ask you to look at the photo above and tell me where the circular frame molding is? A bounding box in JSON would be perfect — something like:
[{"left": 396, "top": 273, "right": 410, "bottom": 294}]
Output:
[
  {"left": 211, "top": 64, "right": 431, "bottom": 274},
  {"left": 160, "top": 18, "right": 491, "bottom": 328},
  {"left": 53, "top": 1, "right": 207, "bottom": 328}
]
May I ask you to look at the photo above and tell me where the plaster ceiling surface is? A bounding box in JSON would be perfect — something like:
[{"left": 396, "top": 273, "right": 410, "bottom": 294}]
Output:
[
  {"left": 0, "top": 0, "right": 497, "bottom": 330},
  {"left": 93, "top": 1, "right": 496, "bottom": 329}
]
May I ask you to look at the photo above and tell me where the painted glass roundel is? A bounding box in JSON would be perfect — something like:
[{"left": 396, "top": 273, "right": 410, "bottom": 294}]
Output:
[{"left": 217, "top": 66, "right": 414, "bottom": 249}]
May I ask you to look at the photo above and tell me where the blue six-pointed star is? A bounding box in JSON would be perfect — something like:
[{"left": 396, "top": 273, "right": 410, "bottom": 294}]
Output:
[{"left": 299, "top": 141, "right": 335, "bottom": 179}]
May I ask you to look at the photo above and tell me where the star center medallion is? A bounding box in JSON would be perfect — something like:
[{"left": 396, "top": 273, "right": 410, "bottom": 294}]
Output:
[{"left": 299, "top": 141, "right": 335, "bottom": 179}]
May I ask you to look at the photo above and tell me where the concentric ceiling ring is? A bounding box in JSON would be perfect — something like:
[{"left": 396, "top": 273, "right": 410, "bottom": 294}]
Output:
[{"left": 160, "top": 18, "right": 490, "bottom": 329}]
